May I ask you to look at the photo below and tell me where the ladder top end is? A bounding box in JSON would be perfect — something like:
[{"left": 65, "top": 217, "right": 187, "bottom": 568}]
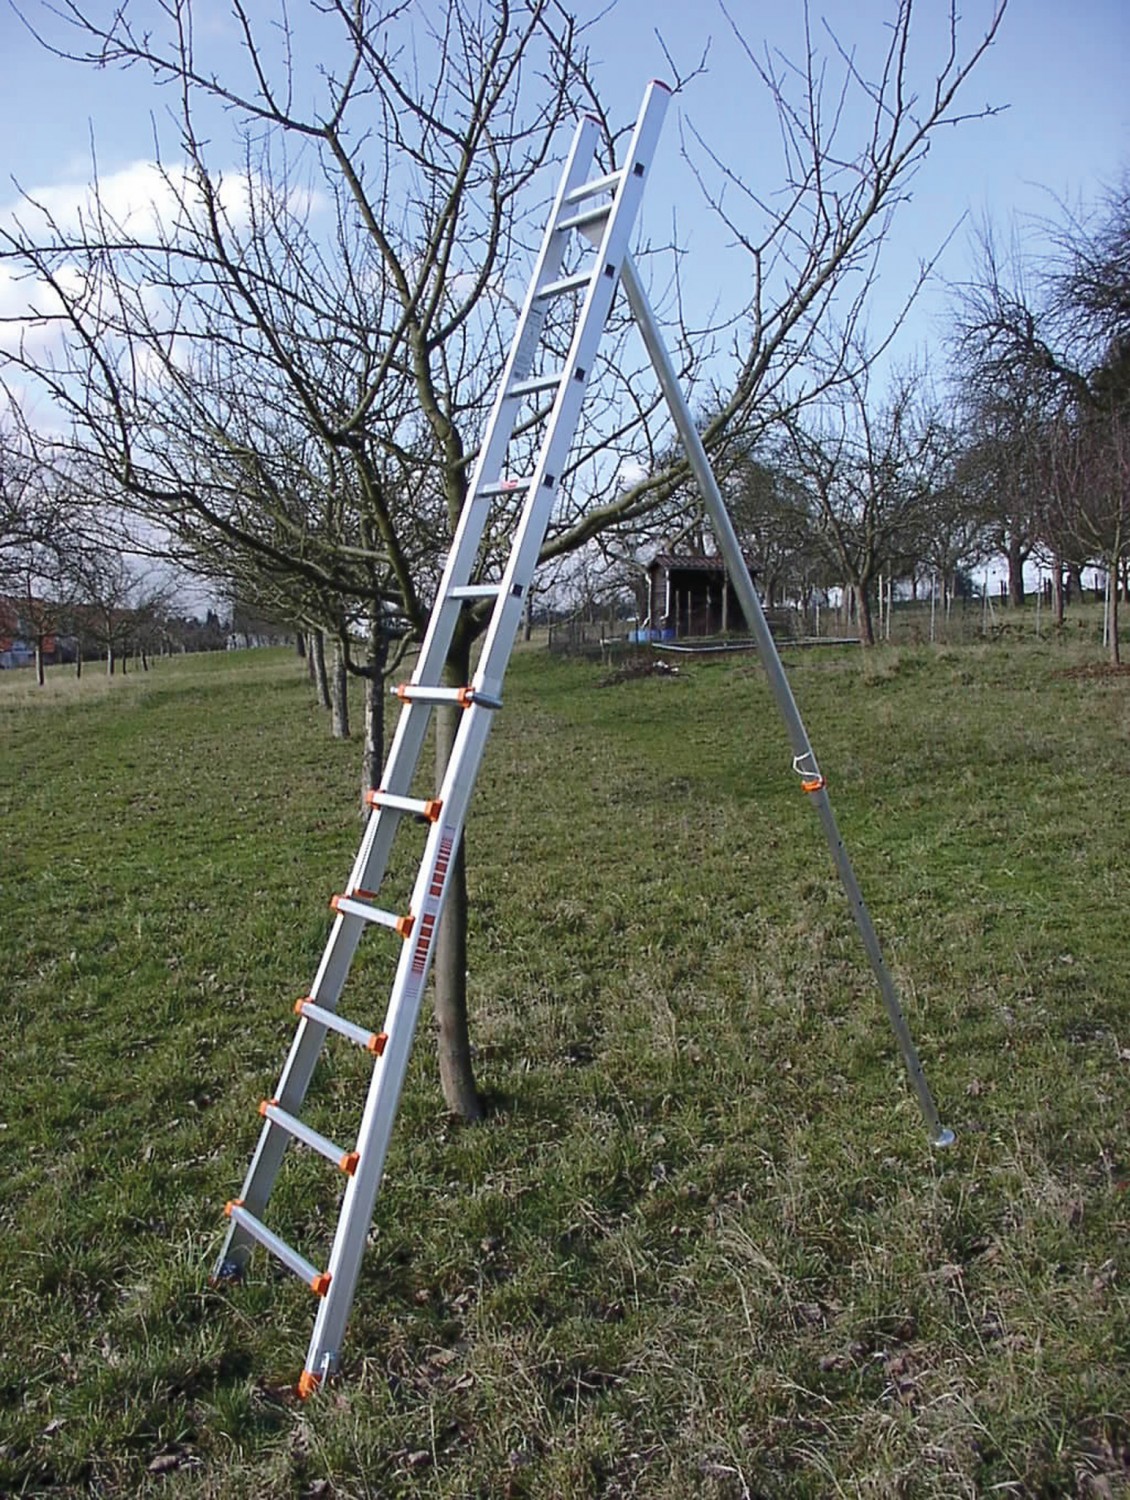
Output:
[{"left": 650, "top": 79, "right": 673, "bottom": 92}]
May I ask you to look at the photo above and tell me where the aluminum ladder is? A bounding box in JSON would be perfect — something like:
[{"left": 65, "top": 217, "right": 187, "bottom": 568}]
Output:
[{"left": 215, "top": 80, "right": 676, "bottom": 1398}]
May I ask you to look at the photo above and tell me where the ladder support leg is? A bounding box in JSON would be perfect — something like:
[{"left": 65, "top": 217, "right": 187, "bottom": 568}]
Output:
[{"left": 621, "top": 254, "right": 954, "bottom": 1149}]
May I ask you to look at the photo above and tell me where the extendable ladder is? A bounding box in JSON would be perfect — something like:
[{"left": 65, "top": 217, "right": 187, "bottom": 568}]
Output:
[{"left": 215, "top": 78, "right": 951, "bottom": 1396}]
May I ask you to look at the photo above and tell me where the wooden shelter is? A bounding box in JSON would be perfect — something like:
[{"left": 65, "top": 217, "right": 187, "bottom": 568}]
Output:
[{"left": 646, "top": 552, "right": 750, "bottom": 637}]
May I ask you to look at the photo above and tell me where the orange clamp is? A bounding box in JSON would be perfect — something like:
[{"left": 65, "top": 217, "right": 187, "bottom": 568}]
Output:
[
  {"left": 367, "top": 1031, "right": 389, "bottom": 1057},
  {"left": 258, "top": 1098, "right": 279, "bottom": 1118},
  {"left": 422, "top": 798, "right": 443, "bottom": 823},
  {"left": 297, "top": 1370, "right": 321, "bottom": 1400},
  {"left": 310, "top": 1272, "right": 332, "bottom": 1297},
  {"left": 394, "top": 913, "right": 415, "bottom": 939},
  {"left": 294, "top": 996, "right": 311, "bottom": 1016},
  {"left": 224, "top": 1199, "right": 244, "bottom": 1218},
  {"left": 456, "top": 686, "right": 474, "bottom": 708},
  {"left": 801, "top": 776, "right": 826, "bottom": 794},
  {"left": 339, "top": 1151, "right": 360, "bottom": 1177}
]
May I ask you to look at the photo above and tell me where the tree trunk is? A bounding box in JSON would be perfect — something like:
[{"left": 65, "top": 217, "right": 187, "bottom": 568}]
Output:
[
  {"left": 35, "top": 641, "right": 45, "bottom": 686},
  {"left": 1110, "top": 588, "right": 1121, "bottom": 667},
  {"left": 856, "top": 580, "right": 876, "bottom": 647},
  {"left": 311, "top": 630, "right": 331, "bottom": 708},
  {"left": 360, "top": 620, "right": 387, "bottom": 801},
  {"left": 295, "top": 629, "right": 306, "bottom": 659},
  {"left": 1109, "top": 546, "right": 1122, "bottom": 667},
  {"left": 1053, "top": 562, "right": 1065, "bottom": 627},
  {"left": 1069, "top": 562, "right": 1084, "bottom": 604},
  {"left": 75, "top": 646, "right": 82, "bottom": 680},
  {"left": 1007, "top": 532, "right": 1025, "bottom": 607},
  {"left": 107, "top": 648, "right": 115, "bottom": 676},
  {"left": 330, "top": 644, "right": 350, "bottom": 738},
  {"left": 433, "top": 630, "right": 482, "bottom": 1121}
]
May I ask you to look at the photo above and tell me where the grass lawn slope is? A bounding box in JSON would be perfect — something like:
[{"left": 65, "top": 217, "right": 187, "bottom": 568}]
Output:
[{"left": 1, "top": 638, "right": 1127, "bottom": 1497}]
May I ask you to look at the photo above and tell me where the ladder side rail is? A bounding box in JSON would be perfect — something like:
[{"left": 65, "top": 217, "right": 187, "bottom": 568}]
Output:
[
  {"left": 475, "top": 81, "right": 672, "bottom": 701},
  {"left": 619, "top": 253, "right": 953, "bottom": 1149},
  {"left": 303, "top": 85, "right": 673, "bottom": 1385},
  {"left": 218, "top": 699, "right": 437, "bottom": 1273},
  {"left": 304, "top": 704, "right": 498, "bottom": 1381},
  {"left": 218, "top": 765, "right": 424, "bottom": 1273},
  {"left": 406, "top": 116, "right": 605, "bottom": 693}
]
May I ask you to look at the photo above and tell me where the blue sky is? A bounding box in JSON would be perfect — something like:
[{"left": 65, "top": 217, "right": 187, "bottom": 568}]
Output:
[{"left": 1, "top": 0, "right": 1125, "bottom": 368}]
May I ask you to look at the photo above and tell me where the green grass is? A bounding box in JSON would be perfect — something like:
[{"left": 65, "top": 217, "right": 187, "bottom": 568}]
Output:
[{"left": 1, "top": 637, "right": 1127, "bottom": 1498}]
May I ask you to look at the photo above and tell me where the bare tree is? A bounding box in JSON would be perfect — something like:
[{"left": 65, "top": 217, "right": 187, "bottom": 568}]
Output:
[
  {"left": 65, "top": 543, "right": 170, "bottom": 675},
  {"left": 2, "top": 0, "right": 1007, "bottom": 1116},
  {"left": 917, "top": 449, "right": 994, "bottom": 611},
  {"left": 1, "top": 421, "right": 38, "bottom": 599},
  {"left": 1046, "top": 394, "right": 1130, "bottom": 662},
  {"left": 953, "top": 177, "right": 1130, "bottom": 650},
  {"left": 0, "top": 419, "right": 92, "bottom": 681},
  {"left": 722, "top": 447, "right": 820, "bottom": 608},
  {"left": 781, "top": 363, "right": 953, "bottom": 644}
]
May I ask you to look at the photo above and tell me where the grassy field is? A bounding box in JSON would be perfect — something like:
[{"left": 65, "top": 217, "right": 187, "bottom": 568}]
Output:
[{"left": 1, "top": 633, "right": 1127, "bottom": 1498}]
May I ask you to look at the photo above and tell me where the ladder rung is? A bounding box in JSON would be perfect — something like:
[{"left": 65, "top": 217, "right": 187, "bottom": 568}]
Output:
[
  {"left": 295, "top": 996, "right": 389, "bottom": 1055},
  {"left": 364, "top": 789, "right": 443, "bottom": 822},
  {"left": 448, "top": 584, "right": 501, "bottom": 601},
  {"left": 562, "top": 169, "right": 623, "bottom": 204},
  {"left": 224, "top": 1202, "right": 331, "bottom": 1295},
  {"left": 330, "top": 893, "right": 414, "bottom": 935},
  {"left": 536, "top": 270, "right": 593, "bottom": 300},
  {"left": 477, "top": 479, "right": 529, "bottom": 497},
  {"left": 259, "top": 1099, "right": 359, "bottom": 1176},
  {"left": 557, "top": 204, "right": 611, "bottom": 234},
  {"left": 392, "top": 683, "right": 503, "bottom": 710},
  {"left": 509, "top": 371, "right": 563, "bottom": 397}
]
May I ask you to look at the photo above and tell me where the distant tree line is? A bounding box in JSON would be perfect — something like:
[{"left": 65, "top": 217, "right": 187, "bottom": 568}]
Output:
[
  {"left": 552, "top": 174, "right": 1129, "bottom": 659},
  {"left": 0, "top": 432, "right": 234, "bottom": 678}
]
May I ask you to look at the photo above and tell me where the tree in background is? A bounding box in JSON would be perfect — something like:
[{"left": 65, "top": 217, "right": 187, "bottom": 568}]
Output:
[
  {"left": 781, "top": 364, "right": 953, "bottom": 645},
  {"left": 955, "top": 177, "right": 1130, "bottom": 653},
  {"left": 723, "top": 448, "right": 822, "bottom": 609},
  {"left": 0, "top": 420, "right": 84, "bottom": 681}
]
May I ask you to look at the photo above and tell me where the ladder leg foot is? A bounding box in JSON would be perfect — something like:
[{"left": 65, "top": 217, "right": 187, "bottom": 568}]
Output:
[{"left": 211, "top": 1258, "right": 245, "bottom": 1285}]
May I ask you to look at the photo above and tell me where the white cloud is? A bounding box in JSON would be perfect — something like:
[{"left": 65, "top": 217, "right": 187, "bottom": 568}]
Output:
[
  {"left": 0, "top": 260, "right": 86, "bottom": 357},
  {"left": 3, "top": 159, "right": 325, "bottom": 244},
  {"left": 0, "top": 159, "right": 325, "bottom": 379},
  {"left": 616, "top": 459, "right": 649, "bottom": 489}
]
